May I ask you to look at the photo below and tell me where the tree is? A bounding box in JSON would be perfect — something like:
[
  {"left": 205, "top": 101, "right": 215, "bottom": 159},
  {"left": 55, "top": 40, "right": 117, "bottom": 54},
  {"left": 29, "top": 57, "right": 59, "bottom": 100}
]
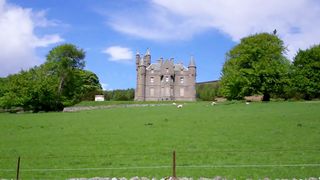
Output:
[
  {"left": 46, "top": 44, "right": 85, "bottom": 97},
  {"left": 78, "top": 70, "right": 103, "bottom": 100},
  {"left": 0, "top": 66, "right": 62, "bottom": 111},
  {"left": 0, "top": 71, "right": 32, "bottom": 110},
  {"left": 292, "top": 44, "right": 320, "bottom": 99},
  {"left": 0, "top": 43, "right": 103, "bottom": 112},
  {"left": 220, "top": 33, "right": 290, "bottom": 101}
]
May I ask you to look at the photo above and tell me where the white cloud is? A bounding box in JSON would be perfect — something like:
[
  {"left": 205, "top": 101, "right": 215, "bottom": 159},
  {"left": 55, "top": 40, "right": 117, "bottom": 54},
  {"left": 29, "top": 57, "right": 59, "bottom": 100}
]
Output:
[
  {"left": 102, "top": 46, "right": 133, "bottom": 63},
  {"left": 107, "top": 0, "right": 320, "bottom": 59},
  {"left": 0, "top": 0, "right": 64, "bottom": 77},
  {"left": 108, "top": 7, "right": 207, "bottom": 41}
]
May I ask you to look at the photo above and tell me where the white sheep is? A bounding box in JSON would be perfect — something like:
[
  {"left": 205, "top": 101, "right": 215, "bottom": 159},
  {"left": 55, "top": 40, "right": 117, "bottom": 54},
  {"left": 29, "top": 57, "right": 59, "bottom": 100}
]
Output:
[
  {"left": 172, "top": 102, "right": 177, "bottom": 105},
  {"left": 177, "top": 104, "right": 183, "bottom": 108},
  {"left": 211, "top": 102, "right": 217, "bottom": 106},
  {"left": 245, "top": 102, "right": 250, "bottom": 105}
]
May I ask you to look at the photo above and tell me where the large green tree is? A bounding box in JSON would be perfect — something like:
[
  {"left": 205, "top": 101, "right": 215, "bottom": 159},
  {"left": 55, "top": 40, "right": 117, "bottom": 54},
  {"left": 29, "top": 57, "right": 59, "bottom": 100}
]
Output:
[
  {"left": 0, "top": 66, "right": 61, "bottom": 111},
  {"left": 46, "top": 44, "right": 85, "bottom": 97},
  {"left": 0, "top": 43, "right": 102, "bottom": 112},
  {"left": 220, "top": 33, "right": 291, "bottom": 101},
  {"left": 292, "top": 44, "right": 320, "bottom": 99}
]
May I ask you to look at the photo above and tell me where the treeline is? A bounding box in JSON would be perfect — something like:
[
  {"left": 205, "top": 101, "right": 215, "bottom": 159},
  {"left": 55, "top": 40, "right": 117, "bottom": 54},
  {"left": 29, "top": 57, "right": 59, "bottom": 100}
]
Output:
[
  {"left": 220, "top": 33, "right": 320, "bottom": 101},
  {"left": 196, "top": 81, "right": 221, "bottom": 101},
  {"left": 104, "top": 89, "right": 134, "bottom": 101},
  {"left": 0, "top": 44, "right": 102, "bottom": 112}
]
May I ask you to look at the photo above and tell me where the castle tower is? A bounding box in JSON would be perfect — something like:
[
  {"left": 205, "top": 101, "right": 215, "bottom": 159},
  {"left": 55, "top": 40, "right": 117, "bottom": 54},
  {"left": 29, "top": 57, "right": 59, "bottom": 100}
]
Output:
[
  {"left": 144, "top": 48, "right": 151, "bottom": 66},
  {"left": 188, "top": 56, "right": 197, "bottom": 101},
  {"left": 135, "top": 57, "right": 146, "bottom": 101},
  {"left": 134, "top": 51, "right": 140, "bottom": 99},
  {"left": 135, "top": 50, "right": 140, "bottom": 71}
]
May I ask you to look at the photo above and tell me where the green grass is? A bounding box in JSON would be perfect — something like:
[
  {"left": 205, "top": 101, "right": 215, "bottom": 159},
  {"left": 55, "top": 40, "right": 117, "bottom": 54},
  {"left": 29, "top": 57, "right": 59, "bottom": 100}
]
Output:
[{"left": 0, "top": 101, "right": 320, "bottom": 179}]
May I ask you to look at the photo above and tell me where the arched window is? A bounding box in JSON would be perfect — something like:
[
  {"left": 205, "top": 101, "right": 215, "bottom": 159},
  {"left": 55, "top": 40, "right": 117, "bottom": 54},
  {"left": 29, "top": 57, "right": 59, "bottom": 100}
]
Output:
[{"left": 165, "top": 76, "right": 169, "bottom": 82}]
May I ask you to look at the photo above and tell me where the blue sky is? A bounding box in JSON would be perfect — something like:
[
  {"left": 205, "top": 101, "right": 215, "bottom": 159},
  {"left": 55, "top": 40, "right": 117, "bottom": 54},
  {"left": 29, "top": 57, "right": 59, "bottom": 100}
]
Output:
[{"left": 1, "top": 0, "right": 320, "bottom": 90}]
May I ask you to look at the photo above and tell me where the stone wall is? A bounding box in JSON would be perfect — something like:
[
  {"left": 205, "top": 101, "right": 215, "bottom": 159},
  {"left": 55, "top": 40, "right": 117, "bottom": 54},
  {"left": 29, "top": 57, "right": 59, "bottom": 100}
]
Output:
[{"left": 63, "top": 104, "right": 172, "bottom": 112}]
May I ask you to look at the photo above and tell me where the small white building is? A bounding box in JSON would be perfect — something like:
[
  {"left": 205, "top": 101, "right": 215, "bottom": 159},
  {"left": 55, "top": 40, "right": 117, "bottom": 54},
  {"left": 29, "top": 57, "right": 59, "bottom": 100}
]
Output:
[{"left": 94, "top": 95, "right": 105, "bottom": 101}]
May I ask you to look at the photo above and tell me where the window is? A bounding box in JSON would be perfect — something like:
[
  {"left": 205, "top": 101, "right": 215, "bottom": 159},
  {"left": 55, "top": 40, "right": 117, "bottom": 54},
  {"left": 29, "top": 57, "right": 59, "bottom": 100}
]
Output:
[
  {"left": 165, "top": 76, "right": 169, "bottom": 82},
  {"left": 150, "top": 88, "right": 154, "bottom": 96},
  {"left": 165, "top": 87, "right": 170, "bottom": 96},
  {"left": 180, "top": 88, "right": 184, "bottom": 97},
  {"left": 180, "top": 77, "right": 184, "bottom": 84},
  {"left": 151, "top": 70, "right": 154, "bottom": 74},
  {"left": 150, "top": 77, "right": 154, "bottom": 83},
  {"left": 166, "top": 68, "right": 169, "bottom": 73}
]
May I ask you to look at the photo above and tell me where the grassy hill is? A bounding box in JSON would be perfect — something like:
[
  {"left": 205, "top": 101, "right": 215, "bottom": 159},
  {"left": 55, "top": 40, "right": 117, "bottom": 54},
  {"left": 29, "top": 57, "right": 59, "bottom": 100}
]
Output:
[{"left": 0, "top": 101, "right": 320, "bottom": 179}]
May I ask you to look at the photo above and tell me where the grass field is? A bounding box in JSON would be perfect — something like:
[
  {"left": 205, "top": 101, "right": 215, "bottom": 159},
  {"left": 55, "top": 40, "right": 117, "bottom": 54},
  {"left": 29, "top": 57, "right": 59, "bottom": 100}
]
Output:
[{"left": 0, "top": 101, "right": 320, "bottom": 179}]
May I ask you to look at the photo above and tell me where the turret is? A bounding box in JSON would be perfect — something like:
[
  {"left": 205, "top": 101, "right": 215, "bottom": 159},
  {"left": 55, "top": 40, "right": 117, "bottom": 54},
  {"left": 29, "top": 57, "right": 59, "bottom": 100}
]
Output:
[
  {"left": 136, "top": 50, "right": 140, "bottom": 71},
  {"left": 188, "top": 55, "right": 196, "bottom": 77},
  {"left": 144, "top": 48, "right": 151, "bottom": 66},
  {"left": 188, "top": 56, "right": 196, "bottom": 101},
  {"left": 135, "top": 57, "right": 146, "bottom": 101}
]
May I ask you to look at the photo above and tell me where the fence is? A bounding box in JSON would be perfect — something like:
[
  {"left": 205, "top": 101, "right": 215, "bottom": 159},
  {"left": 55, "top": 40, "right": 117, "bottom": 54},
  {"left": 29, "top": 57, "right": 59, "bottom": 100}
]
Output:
[{"left": 1, "top": 149, "right": 320, "bottom": 179}]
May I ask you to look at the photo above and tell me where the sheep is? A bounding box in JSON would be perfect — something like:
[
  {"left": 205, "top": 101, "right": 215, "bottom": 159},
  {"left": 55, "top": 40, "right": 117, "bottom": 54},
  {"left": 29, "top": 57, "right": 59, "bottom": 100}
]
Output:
[
  {"left": 245, "top": 102, "right": 250, "bottom": 105},
  {"left": 177, "top": 104, "right": 183, "bottom": 108},
  {"left": 211, "top": 102, "right": 217, "bottom": 106},
  {"left": 172, "top": 102, "right": 177, "bottom": 105}
]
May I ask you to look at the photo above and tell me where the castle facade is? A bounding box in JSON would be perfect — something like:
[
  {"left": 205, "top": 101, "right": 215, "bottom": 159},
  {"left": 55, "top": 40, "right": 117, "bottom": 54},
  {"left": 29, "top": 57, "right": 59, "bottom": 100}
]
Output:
[{"left": 134, "top": 49, "right": 196, "bottom": 101}]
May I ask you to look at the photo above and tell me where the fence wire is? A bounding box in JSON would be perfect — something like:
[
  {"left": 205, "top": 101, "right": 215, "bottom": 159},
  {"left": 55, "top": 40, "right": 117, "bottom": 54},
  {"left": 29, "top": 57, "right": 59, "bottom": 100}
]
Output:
[{"left": 1, "top": 149, "right": 320, "bottom": 179}]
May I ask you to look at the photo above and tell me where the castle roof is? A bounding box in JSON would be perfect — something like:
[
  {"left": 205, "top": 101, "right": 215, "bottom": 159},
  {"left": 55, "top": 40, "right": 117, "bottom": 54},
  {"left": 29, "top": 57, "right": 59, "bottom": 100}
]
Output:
[
  {"left": 189, "top": 56, "right": 196, "bottom": 67},
  {"left": 146, "top": 59, "right": 188, "bottom": 71},
  {"left": 174, "top": 63, "right": 188, "bottom": 71}
]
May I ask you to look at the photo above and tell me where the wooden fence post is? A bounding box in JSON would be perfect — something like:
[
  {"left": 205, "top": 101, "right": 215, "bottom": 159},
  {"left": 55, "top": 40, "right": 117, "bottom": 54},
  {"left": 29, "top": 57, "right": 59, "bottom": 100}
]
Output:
[
  {"left": 16, "top": 156, "right": 20, "bottom": 180},
  {"left": 173, "top": 150, "right": 176, "bottom": 179}
]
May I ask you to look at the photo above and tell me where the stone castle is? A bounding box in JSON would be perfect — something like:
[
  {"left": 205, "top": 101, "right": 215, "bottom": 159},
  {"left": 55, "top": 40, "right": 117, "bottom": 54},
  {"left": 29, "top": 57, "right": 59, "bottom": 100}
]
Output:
[{"left": 134, "top": 49, "right": 196, "bottom": 101}]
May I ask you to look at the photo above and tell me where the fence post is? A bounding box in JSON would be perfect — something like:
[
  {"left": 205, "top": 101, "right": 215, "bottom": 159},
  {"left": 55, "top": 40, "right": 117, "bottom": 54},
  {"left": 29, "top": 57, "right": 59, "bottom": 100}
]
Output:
[
  {"left": 16, "top": 156, "right": 20, "bottom": 180},
  {"left": 172, "top": 150, "right": 176, "bottom": 179}
]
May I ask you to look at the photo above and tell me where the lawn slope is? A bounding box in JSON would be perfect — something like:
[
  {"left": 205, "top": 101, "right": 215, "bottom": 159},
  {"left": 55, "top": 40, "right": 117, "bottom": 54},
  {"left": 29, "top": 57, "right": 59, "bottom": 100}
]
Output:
[{"left": 0, "top": 101, "right": 319, "bottom": 179}]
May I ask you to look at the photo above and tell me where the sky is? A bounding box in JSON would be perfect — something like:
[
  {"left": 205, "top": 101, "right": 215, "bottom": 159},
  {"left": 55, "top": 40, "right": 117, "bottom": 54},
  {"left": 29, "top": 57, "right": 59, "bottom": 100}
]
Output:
[{"left": 1, "top": 0, "right": 320, "bottom": 90}]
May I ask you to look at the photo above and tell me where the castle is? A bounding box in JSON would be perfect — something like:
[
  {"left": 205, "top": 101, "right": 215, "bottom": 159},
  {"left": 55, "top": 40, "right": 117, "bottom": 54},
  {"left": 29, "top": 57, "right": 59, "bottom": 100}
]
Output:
[{"left": 134, "top": 49, "right": 196, "bottom": 101}]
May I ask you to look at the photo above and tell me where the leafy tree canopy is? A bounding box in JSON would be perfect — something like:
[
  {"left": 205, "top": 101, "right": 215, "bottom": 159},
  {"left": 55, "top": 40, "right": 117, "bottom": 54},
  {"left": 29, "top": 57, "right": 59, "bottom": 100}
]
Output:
[
  {"left": 220, "top": 33, "right": 291, "bottom": 101},
  {"left": 292, "top": 44, "right": 320, "bottom": 99},
  {"left": 0, "top": 44, "right": 102, "bottom": 112}
]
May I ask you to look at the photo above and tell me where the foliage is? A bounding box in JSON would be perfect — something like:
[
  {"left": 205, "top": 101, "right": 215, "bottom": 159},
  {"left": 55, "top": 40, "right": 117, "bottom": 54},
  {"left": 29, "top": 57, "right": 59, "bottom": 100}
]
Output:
[
  {"left": 78, "top": 70, "right": 103, "bottom": 101},
  {"left": 196, "top": 81, "right": 221, "bottom": 101},
  {"left": 292, "top": 44, "right": 320, "bottom": 99},
  {"left": 220, "top": 33, "right": 291, "bottom": 101},
  {"left": 46, "top": 43, "right": 86, "bottom": 105},
  {"left": 104, "top": 88, "right": 135, "bottom": 101},
  {"left": 0, "top": 44, "right": 102, "bottom": 112},
  {"left": 0, "top": 70, "right": 35, "bottom": 110},
  {"left": 1, "top": 102, "right": 320, "bottom": 178}
]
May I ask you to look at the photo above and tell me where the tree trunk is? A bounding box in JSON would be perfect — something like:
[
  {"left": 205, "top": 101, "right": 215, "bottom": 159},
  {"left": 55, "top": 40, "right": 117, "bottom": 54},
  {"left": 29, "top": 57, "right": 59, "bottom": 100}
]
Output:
[
  {"left": 262, "top": 93, "right": 270, "bottom": 101},
  {"left": 58, "top": 76, "right": 65, "bottom": 95}
]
